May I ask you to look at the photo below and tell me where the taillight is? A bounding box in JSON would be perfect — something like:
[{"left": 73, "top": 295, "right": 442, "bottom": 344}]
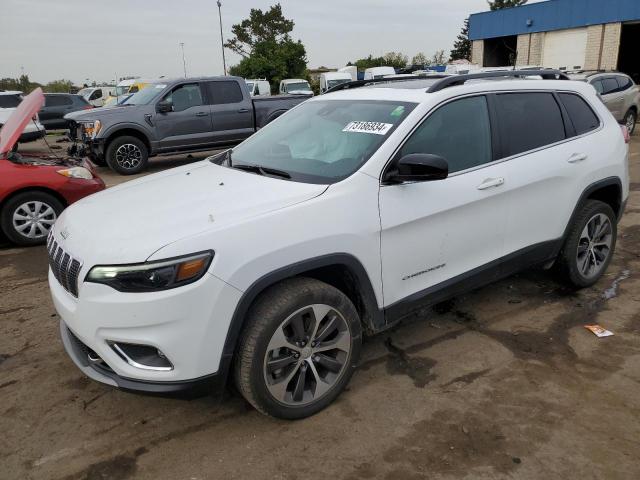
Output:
[
  {"left": 621, "top": 125, "right": 630, "bottom": 144},
  {"left": 83, "top": 105, "right": 93, "bottom": 110}
]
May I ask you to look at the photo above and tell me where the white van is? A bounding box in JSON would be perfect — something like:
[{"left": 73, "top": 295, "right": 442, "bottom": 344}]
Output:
[
  {"left": 363, "top": 66, "right": 396, "bottom": 80},
  {"left": 338, "top": 66, "right": 358, "bottom": 81},
  {"left": 245, "top": 79, "right": 271, "bottom": 97},
  {"left": 320, "top": 72, "right": 352, "bottom": 93},
  {"left": 77, "top": 86, "right": 116, "bottom": 107},
  {"left": 279, "top": 79, "right": 313, "bottom": 96},
  {"left": 444, "top": 64, "right": 480, "bottom": 75}
]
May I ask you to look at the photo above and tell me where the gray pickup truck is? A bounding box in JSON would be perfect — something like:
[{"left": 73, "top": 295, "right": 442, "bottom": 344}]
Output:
[{"left": 65, "top": 76, "right": 310, "bottom": 174}]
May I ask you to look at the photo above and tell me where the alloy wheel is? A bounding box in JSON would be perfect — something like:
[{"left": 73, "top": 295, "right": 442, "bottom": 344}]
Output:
[
  {"left": 626, "top": 113, "right": 636, "bottom": 135},
  {"left": 263, "top": 304, "right": 352, "bottom": 406},
  {"left": 12, "top": 201, "right": 57, "bottom": 239},
  {"left": 115, "top": 143, "right": 142, "bottom": 169},
  {"left": 576, "top": 213, "right": 613, "bottom": 279}
]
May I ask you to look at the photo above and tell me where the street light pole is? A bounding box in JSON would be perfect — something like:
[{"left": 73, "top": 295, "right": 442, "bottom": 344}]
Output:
[
  {"left": 180, "top": 42, "right": 187, "bottom": 78},
  {"left": 217, "top": 1, "right": 227, "bottom": 75}
]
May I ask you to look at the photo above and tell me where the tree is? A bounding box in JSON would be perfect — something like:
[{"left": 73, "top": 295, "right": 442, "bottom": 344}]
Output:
[
  {"left": 450, "top": 18, "right": 471, "bottom": 61},
  {"left": 488, "top": 0, "right": 527, "bottom": 10},
  {"left": 411, "top": 52, "right": 429, "bottom": 66},
  {"left": 226, "top": 4, "right": 307, "bottom": 92},
  {"left": 383, "top": 51, "right": 408, "bottom": 70},
  {"left": 354, "top": 55, "right": 386, "bottom": 71},
  {"left": 44, "top": 79, "right": 74, "bottom": 93},
  {"left": 431, "top": 50, "right": 446, "bottom": 65}
]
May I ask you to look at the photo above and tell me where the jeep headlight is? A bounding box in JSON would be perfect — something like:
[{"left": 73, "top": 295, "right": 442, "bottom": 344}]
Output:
[
  {"left": 86, "top": 251, "right": 213, "bottom": 292},
  {"left": 82, "top": 120, "right": 101, "bottom": 138}
]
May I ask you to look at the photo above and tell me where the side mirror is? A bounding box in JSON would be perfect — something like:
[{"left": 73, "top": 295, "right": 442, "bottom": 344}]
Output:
[
  {"left": 385, "top": 153, "right": 448, "bottom": 183},
  {"left": 156, "top": 100, "right": 173, "bottom": 113}
]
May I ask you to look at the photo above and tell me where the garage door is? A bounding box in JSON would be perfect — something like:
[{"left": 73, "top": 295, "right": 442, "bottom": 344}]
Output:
[{"left": 542, "top": 28, "right": 588, "bottom": 70}]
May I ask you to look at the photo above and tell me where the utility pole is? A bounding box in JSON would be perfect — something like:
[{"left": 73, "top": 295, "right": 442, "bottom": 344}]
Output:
[
  {"left": 217, "top": 1, "right": 227, "bottom": 75},
  {"left": 180, "top": 42, "right": 187, "bottom": 78}
]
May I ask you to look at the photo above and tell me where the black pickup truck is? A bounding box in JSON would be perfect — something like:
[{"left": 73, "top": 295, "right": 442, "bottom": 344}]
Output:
[{"left": 65, "top": 76, "right": 310, "bottom": 174}]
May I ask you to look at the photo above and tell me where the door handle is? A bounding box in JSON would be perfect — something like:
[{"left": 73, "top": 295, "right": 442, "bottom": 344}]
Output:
[
  {"left": 477, "top": 177, "right": 505, "bottom": 190},
  {"left": 237, "top": 108, "right": 249, "bottom": 113},
  {"left": 195, "top": 111, "right": 208, "bottom": 117},
  {"left": 568, "top": 153, "right": 588, "bottom": 163}
]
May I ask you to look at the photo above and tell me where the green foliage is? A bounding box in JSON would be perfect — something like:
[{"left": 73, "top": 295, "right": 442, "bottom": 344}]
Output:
[
  {"left": 383, "top": 52, "right": 408, "bottom": 70},
  {"left": 353, "top": 55, "right": 386, "bottom": 71},
  {"left": 450, "top": 18, "right": 471, "bottom": 61},
  {"left": 226, "top": 3, "right": 307, "bottom": 92},
  {"left": 411, "top": 53, "right": 429, "bottom": 66},
  {"left": 431, "top": 50, "right": 446, "bottom": 65},
  {"left": 0, "top": 75, "right": 42, "bottom": 93},
  {"left": 488, "top": 0, "right": 527, "bottom": 10},
  {"left": 44, "top": 79, "right": 74, "bottom": 93}
]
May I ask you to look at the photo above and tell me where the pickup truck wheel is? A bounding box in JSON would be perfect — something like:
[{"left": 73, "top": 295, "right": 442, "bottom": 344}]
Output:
[
  {"left": 624, "top": 109, "right": 637, "bottom": 135},
  {"left": 106, "top": 136, "right": 148, "bottom": 175},
  {"left": 555, "top": 200, "right": 616, "bottom": 288},
  {"left": 1, "top": 191, "right": 63, "bottom": 246},
  {"left": 234, "top": 277, "right": 362, "bottom": 419}
]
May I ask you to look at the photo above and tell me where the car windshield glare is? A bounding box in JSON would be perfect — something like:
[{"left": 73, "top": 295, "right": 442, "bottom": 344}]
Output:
[
  {"left": 229, "top": 99, "right": 416, "bottom": 184},
  {"left": 123, "top": 84, "right": 165, "bottom": 105}
]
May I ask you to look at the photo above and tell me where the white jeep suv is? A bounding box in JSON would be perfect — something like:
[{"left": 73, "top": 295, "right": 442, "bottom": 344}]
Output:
[{"left": 48, "top": 71, "right": 629, "bottom": 419}]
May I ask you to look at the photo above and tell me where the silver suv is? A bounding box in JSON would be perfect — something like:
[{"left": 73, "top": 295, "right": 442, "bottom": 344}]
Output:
[{"left": 569, "top": 71, "right": 639, "bottom": 135}]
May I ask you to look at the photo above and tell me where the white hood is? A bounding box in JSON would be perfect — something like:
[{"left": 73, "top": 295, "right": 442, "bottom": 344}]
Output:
[{"left": 52, "top": 161, "right": 327, "bottom": 264}]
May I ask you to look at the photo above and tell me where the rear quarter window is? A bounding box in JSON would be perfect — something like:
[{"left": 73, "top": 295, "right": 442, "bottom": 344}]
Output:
[
  {"left": 495, "top": 92, "right": 566, "bottom": 158},
  {"left": 558, "top": 93, "right": 600, "bottom": 136},
  {"left": 45, "top": 95, "right": 73, "bottom": 107}
]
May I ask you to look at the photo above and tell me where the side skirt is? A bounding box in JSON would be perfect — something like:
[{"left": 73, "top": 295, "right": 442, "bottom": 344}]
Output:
[{"left": 383, "top": 239, "right": 562, "bottom": 325}]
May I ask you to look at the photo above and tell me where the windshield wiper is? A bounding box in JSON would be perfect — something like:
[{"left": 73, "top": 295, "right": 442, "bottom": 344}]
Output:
[{"left": 232, "top": 163, "right": 291, "bottom": 179}]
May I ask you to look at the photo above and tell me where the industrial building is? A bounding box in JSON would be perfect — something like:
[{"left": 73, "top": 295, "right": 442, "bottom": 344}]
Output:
[{"left": 469, "top": 0, "right": 640, "bottom": 81}]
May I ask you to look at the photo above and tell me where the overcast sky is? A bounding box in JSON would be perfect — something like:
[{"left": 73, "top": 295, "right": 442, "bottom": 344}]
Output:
[{"left": 1, "top": 0, "right": 542, "bottom": 85}]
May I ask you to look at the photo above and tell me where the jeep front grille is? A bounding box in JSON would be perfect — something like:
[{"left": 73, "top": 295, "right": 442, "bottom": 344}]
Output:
[{"left": 47, "top": 234, "right": 82, "bottom": 297}]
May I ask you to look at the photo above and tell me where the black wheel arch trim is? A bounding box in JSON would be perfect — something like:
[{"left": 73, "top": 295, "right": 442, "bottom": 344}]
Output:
[
  {"left": 101, "top": 123, "right": 154, "bottom": 152},
  {"left": 217, "top": 253, "right": 383, "bottom": 388},
  {"left": 563, "top": 177, "right": 624, "bottom": 233}
]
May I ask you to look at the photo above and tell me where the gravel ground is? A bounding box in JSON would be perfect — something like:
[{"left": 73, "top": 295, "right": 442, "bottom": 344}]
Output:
[{"left": 1, "top": 133, "right": 640, "bottom": 480}]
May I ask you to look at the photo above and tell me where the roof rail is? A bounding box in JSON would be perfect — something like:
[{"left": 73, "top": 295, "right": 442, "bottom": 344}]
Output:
[
  {"left": 426, "top": 69, "right": 570, "bottom": 93},
  {"left": 326, "top": 74, "right": 451, "bottom": 94}
]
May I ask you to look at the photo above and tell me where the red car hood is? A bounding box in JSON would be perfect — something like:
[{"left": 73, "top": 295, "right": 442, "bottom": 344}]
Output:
[{"left": 0, "top": 88, "right": 45, "bottom": 156}]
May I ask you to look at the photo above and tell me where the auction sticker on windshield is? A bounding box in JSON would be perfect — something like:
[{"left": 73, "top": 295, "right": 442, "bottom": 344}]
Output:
[{"left": 343, "top": 121, "right": 393, "bottom": 135}]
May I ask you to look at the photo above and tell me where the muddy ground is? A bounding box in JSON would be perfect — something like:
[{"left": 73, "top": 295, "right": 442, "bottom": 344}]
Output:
[{"left": 1, "top": 134, "right": 639, "bottom": 480}]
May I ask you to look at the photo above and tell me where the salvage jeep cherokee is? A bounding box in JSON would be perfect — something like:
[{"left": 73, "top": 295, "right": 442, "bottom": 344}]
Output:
[{"left": 48, "top": 71, "right": 629, "bottom": 419}]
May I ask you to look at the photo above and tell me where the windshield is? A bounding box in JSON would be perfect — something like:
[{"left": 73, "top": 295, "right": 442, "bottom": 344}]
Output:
[
  {"left": 229, "top": 100, "right": 415, "bottom": 184},
  {"left": 286, "top": 82, "right": 310, "bottom": 92},
  {"left": 0, "top": 94, "right": 22, "bottom": 109},
  {"left": 246, "top": 82, "right": 255, "bottom": 91},
  {"left": 122, "top": 84, "right": 165, "bottom": 105},
  {"left": 115, "top": 86, "right": 130, "bottom": 96},
  {"left": 77, "top": 88, "right": 92, "bottom": 98},
  {"left": 327, "top": 79, "right": 350, "bottom": 89}
]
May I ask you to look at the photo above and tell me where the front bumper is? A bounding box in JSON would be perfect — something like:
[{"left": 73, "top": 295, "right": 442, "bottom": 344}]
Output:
[{"left": 50, "top": 266, "right": 243, "bottom": 395}]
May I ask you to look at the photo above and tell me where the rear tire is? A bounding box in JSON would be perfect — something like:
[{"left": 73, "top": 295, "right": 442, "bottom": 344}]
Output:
[
  {"left": 234, "top": 277, "right": 362, "bottom": 419},
  {"left": 623, "top": 109, "right": 637, "bottom": 136},
  {"left": 105, "top": 135, "right": 148, "bottom": 175},
  {"left": 1, "top": 191, "right": 64, "bottom": 246},
  {"left": 555, "top": 200, "right": 617, "bottom": 288}
]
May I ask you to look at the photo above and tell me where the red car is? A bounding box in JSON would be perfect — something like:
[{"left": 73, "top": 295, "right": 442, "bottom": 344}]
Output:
[{"left": 0, "top": 88, "right": 105, "bottom": 246}]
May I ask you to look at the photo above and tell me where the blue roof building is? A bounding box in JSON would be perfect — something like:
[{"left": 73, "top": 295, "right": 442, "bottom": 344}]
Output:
[{"left": 468, "top": 0, "right": 640, "bottom": 79}]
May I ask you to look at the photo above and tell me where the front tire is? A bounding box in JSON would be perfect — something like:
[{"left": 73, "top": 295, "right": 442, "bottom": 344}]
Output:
[
  {"left": 0, "top": 191, "right": 64, "bottom": 246},
  {"left": 234, "top": 277, "right": 362, "bottom": 419},
  {"left": 105, "top": 135, "right": 148, "bottom": 175},
  {"left": 555, "top": 200, "right": 617, "bottom": 288},
  {"left": 623, "top": 109, "right": 637, "bottom": 136}
]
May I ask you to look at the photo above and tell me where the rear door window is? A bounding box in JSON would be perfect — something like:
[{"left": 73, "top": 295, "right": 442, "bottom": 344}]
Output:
[
  {"left": 495, "top": 92, "right": 566, "bottom": 158},
  {"left": 616, "top": 76, "right": 633, "bottom": 91},
  {"left": 558, "top": 93, "right": 600, "bottom": 136},
  {"left": 399, "top": 95, "right": 492, "bottom": 173},
  {"left": 0, "top": 95, "right": 21, "bottom": 108},
  {"left": 206, "top": 81, "right": 244, "bottom": 104},
  {"left": 46, "top": 95, "right": 72, "bottom": 107},
  {"left": 601, "top": 78, "right": 620, "bottom": 95}
]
